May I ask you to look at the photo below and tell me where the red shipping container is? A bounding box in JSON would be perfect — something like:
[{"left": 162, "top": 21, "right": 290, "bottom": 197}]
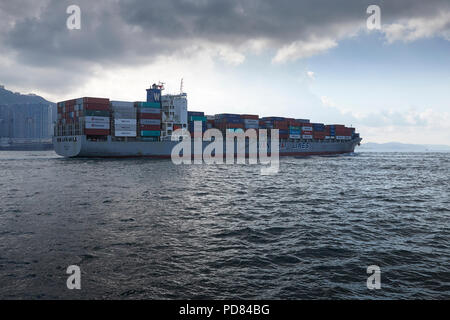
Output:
[
  {"left": 140, "top": 125, "right": 161, "bottom": 131},
  {"left": 84, "top": 103, "right": 111, "bottom": 111},
  {"left": 302, "top": 130, "right": 313, "bottom": 134},
  {"left": 173, "top": 124, "right": 182, "bottom": 130},
  {"left": 241, "top": 114, "right": 259, "bottom": 120},
  {"left": 85, "top": 129, "right": 109, "bottom": 135},
  {"left": 273, "top": 121, "right": 288, "bottom": 129},
  {"left": 139, "top": 112, "right": 161, "bottom": 119},
  {"left": 83, "top": 97, "right": 110, "bottom": 105},
  {"left": 313, "top": 132, "right": 326, "bottom": 139},
  {"left": 65, "top": 99, "right": 76, "bottom": 106}
]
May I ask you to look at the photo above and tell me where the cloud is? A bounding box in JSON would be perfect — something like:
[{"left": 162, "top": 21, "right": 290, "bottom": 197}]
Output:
[
  {"left": 383, "top": 11, "right": 450, "bottom": 43},
  {"left": 272, "top": 37, "right": 337, "bottom": 64},
  {"left": 1, "top": 0, "right": 450, "bottom": 94},
  {"left": 306, "top": 71, "right": 315, "bottom": 80}
]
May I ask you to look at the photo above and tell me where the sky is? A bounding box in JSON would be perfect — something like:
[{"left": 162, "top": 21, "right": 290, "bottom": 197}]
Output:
[{"left": 0, "top": 0, "right": 449, "bottom": 144}]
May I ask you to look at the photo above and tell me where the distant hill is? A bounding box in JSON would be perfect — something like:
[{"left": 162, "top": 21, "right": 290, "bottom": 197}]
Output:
[
  {"left": 0, "top": 85, "right": 56, "bottom": 142},
  {"left": 359, "top": 142, "right": 450, "bottom": 152},
  {"left": 0, "top": 85, "right": 54, "bottom": 105}
]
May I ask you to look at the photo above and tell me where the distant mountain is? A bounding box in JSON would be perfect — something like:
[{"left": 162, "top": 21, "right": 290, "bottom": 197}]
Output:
[
  {"left": 359, "top": 142, "right": 450, "bottom": 152},
  {"left": 0, "top": 85, "right": 54, "bottom": 105}
]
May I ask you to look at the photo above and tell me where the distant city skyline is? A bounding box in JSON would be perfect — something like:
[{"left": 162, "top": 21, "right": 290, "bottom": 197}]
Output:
[{"left": 0, "top": 0, "right": 449, "bottom": 144}]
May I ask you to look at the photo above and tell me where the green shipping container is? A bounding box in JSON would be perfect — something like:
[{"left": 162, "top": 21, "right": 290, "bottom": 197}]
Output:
[
  {"left": 138, "top": 102, "right": 161, "bottom": 108},
  {"left": 289, "top": 126, "right": 301, "bottom": 130},
  {"left": 85, "top": 110, "right": 110, "bottom": 117},
  {"left": 141, "top": 130, "right": 161, "bottom": 137},
  {"left": 189, "top": 116, "right": 207, "bottom": 122}
]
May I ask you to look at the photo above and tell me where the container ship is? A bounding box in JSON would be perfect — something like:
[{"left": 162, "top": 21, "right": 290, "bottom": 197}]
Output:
[{"left": 53, "top": 83, "right": 362, "bottom": 158}]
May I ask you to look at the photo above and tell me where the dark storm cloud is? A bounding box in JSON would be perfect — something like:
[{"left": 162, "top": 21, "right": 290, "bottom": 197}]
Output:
[{"left": 0, "top": 0, "right": 449, "bottom": 91}]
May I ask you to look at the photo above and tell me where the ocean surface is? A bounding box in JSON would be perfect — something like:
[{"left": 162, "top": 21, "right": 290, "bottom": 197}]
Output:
[{"left": 0, "top": 151, "right": 449, "bottom": 299}]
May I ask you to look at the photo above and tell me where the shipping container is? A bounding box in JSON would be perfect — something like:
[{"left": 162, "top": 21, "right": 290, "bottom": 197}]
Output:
[
  {"left": 141, "top": 130, "right": 161, "bottom": 137},
  {"left": 138, "top": 108, "right": 161, "bottom": 114},
  {"left": 140, "top": 125, "right": 161, "bottom": 131},
  {"left": 85, "top": 122, "right": 110, "bottom": 129},
  {"left": 111, "top": 101, "right": 134, "bottom": 108},
  {"left": 137, "top": 102, "right": 161, "bottom": 108},
  {"left": 188, "top": 115, "right": 207, "bottom": 122},
  {"left": 289, "top": 134, "right": 301, "bottom": 139},
  {"left": 188, "top": 111, "right": 205, "bottom": 117},
  {"left": 243, "top": 119, "right": 259, "bottom": 125},
  {"left": 302, "top": 134, "right": 313, "bottom": 139},
  {"left": 240, "top": 114, "right": 259, "bottom": 120},
  {"left": 115, "top": 124, "right": 137, "bottom": 131},
  {"left": 140, "top": 119, "right": 161, "bottom": 126},
  {"left": 139, "top": 112, "right": 161, "bottom": 119},
  {"left": 82, "top": 97, "right": 109, "bottom": 105},
  {"left": 115, "top": 119, "right": 136, "bottom": 125},
  {"left": 84, "top": 110, "right": 110, "bottom": 117},
  {"left": 85, "top": 128, "right": 109, "bottom": 135},
  {"left": 261, "top": 117, "right": 285, "bottom": 121},
  {"left": 85, "top": 116, "right": 109, "bottom": 123},
  {"left": 215, "top": 113, "right": 241, "bottom": 119},
  {"left": 114, "top": 131, "right": 137, "bottom": 137},
  {"left": 84, "top": 103, "right": 110, "bottom": 111}
]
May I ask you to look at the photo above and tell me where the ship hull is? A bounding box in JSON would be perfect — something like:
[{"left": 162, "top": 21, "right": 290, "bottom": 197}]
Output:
[{"left": 53, "top": 135, "right": 361, "bottom": 158}]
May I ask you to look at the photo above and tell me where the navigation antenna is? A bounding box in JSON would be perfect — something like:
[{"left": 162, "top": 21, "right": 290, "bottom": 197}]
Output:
[{"left": 180, "top": 78, "right": 184, "bottom": 94}]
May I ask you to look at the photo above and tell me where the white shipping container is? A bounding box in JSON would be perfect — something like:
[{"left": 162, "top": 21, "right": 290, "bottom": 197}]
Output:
[
  {"left": 243, "top": 119, "right": 259, "bottom": 125},
  {"left": 85, "top": 122, "right": 110, "bottom": 129},
  {"left": 140, "top": 119, "right": 161, "bottom": 125},
  {"left": 114, "top": 112, "right": 137, "bottom": 119},
  {"left": 302, "top": 126, "right": 313, "bottom": 131},
  {"left": 115, "top": 124, "right": 136, "bottom": 131},
  {"left": 114, "top": 131, "right": 137, "bottom": 137},
  {"left": 244, "top": 124, "right": 259, "bottom": 129},
  {"left": 115, "top": 119, "right": 136, "bottom": 125},
  {"left": 289, "top": 134, "right": 301, "bottom": 139},
  {"left": 85, "top": 116, "right": 109, "bottom": 123},
  {"left": 111, "top": 101, "right": 134, "bottom": 108},
  {"left": 302, "top": 134, "right": 313, "bottom": 139}
]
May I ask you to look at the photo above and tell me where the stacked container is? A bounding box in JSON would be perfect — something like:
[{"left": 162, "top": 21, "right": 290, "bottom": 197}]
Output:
[
  {"left": 302, "top": 124, "right": 313, "bottom": 139},
  {"left": 335, "top": 126, "right": 353, "bottom": 140},
  {"left": 241, "top": 114, "right": 259, "bottom": 130},
  {"left": 288, "top": 126, "right": 301, "bottom": 139},
  {"left": 326, "top": 125, "right": 336, "bottom": 139},
  {"left": 312, "top": 123, "right": 326, "bottom": 140},
  {"left": 188, "top": 111, "right": 206, "bottom": 136},
  {"left": 214, "top": 114, "right": 244, "bottom": 134},
  {"left": 137, "top": 101, "right": 161, "bottom": 140},
  {"left": 77, "top": 97, "right": 111, "bottom": 136},
  {"left": 111, "top": 101, "right": 137, "bottom": 137}
]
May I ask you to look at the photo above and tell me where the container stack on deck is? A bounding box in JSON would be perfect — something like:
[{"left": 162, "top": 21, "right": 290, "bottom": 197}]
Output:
[
  {"left": 57, "top": 97, "right": 111, "bottom": 137},
  {"left": 56, "top": 94, "right": 358, "bottom": 142},
  {"left": 137, "top": 102, "right": 161, "bottom": 141},
  {"left": 214, "top": 114, "right": 245, "bottom": 134},
  {"left": 241, "top": 114, "right": 259, "bottom": 130},
  {"left": 82, "top": 98, "right": 111, "bottom": 136},
  {"left": 111, "top": 101, "right": 137, "bottom": 138},
  {"left": 188, "top": 111, "right": 207, "bottom": 137}
]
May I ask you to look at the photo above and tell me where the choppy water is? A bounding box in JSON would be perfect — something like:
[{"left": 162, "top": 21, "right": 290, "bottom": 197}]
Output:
[{"left": 0, "top": 151, "right": 449, "bottom": 299}]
